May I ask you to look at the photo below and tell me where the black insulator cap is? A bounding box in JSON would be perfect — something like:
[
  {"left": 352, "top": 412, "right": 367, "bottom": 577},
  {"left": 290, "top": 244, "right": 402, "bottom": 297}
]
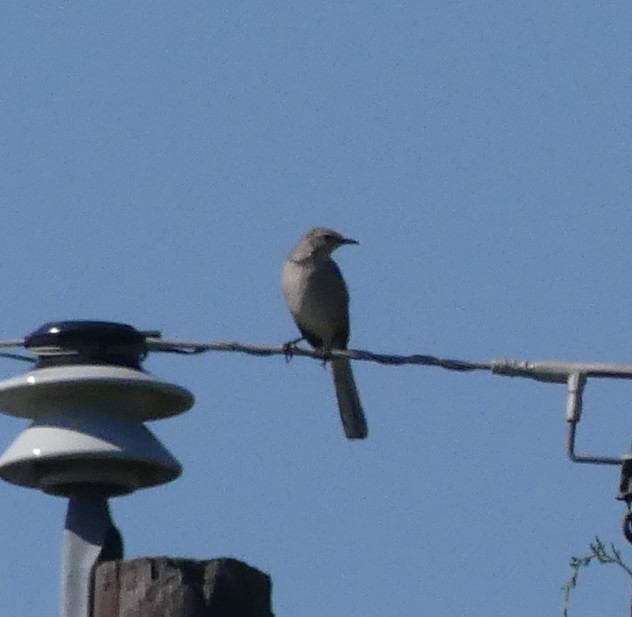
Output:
[{"left": 24, "top": 321, "right": 147, "bottom": 369}]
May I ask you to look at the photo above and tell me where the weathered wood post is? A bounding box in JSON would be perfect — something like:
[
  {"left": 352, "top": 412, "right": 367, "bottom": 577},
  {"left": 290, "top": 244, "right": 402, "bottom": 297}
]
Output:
[{"left": 94, "top": 557, "right": 273, "bottom": 617}]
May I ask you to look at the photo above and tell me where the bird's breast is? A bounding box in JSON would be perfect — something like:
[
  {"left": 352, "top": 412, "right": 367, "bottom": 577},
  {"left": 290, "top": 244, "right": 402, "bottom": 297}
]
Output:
[{"left": 282, "top": 258, "right": 350, "bottom": 347}]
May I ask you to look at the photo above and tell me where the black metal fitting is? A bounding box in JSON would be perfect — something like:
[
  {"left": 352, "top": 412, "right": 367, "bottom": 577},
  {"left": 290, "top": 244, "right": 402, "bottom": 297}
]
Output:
[
  {"left": 24, "top": 321, "right": 147, "bottom": 369},
  {"left": 616, "top": 456, "right": 632, "bottom": 544}
]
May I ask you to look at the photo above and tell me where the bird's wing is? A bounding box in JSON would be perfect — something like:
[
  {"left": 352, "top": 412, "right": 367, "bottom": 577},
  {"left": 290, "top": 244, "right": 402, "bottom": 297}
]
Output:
[{"left": 313, "top": 259, "right": 350, "bottom": 348}]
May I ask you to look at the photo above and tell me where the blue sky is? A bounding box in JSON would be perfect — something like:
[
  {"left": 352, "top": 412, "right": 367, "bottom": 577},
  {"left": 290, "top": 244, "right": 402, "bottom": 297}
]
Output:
[{"left": 1, "top": 2, "right": 632, "bottom": 615}]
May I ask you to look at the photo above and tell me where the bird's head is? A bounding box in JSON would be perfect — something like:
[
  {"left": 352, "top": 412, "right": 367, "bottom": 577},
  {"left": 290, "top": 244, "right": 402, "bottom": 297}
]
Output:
[{"left": 297, "top": 227, "right": 359, "bottom": 259}]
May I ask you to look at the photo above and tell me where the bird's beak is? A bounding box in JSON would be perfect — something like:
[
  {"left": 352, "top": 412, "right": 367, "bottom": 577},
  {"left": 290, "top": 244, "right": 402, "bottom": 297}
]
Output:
[{"left": 341, "top": 237, "right": 359, "bottom": 245}]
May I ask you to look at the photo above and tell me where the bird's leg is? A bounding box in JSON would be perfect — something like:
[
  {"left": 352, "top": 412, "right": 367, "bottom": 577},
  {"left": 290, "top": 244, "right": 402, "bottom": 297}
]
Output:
[
  {"left": 282, "top": 336, "right": 304, "bottom": 363},
  {"left": 315, "top": 346, "right": 332, "bottom": 368}
]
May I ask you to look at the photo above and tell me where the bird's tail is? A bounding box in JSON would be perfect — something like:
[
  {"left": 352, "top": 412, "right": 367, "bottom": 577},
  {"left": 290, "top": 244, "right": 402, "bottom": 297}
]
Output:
[{"left": 330, "top": 358, "right": 368, "bottom": 439}]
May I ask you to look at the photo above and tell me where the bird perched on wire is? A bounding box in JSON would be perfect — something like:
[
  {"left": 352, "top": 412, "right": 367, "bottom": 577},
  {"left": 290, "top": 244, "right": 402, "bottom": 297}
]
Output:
[{"left": 282, "top": 227, "right": 367, "bottom": 440}]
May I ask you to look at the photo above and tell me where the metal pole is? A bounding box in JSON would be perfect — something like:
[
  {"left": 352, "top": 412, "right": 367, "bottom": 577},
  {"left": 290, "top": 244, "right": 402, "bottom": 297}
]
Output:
[{"left": 61, "top": 491, "right": 123, "bottom": 617}]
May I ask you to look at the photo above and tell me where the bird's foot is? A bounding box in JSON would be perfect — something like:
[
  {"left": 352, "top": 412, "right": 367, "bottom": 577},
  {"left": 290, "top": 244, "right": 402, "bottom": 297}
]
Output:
[{"left": 282, "top": 337, "right": 304, "bottom": 363}]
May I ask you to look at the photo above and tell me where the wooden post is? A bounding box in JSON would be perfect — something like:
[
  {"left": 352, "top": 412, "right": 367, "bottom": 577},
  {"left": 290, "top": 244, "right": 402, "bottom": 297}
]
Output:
[{"left": 93, "top": 557, "right": 273, "bottom": 617}]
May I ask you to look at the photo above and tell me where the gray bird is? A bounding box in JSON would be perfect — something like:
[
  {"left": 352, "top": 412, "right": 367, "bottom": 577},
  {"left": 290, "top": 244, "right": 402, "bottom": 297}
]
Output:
[{"left": 282, "top": 227, "right": 367, "bottom": 439}]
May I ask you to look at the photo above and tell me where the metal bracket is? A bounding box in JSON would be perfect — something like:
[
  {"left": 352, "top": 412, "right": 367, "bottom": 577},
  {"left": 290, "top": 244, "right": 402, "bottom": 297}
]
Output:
[
  {"left": 565, "top": 372, "right": 622, "bottom": 465},
  {"left": 563, "top": 373, "right": 632, "bottom": 545}
]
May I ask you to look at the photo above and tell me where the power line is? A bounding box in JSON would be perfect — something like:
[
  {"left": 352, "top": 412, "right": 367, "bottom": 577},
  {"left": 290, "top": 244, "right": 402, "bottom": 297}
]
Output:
[
  {"left": 0, "top": 352, "right": 35, "bottom": 363},
  {"left": 146, "top": 338, "right": 491, "bottom": 373},
  {"left": 146, "top": 338, "right": 632, "bottom": 383},
  {"left": 1, "top": 333, "right": 632, "bottom": 385},
  {"left": 0, "top": 339, "right": 25, "bottom": 348}
]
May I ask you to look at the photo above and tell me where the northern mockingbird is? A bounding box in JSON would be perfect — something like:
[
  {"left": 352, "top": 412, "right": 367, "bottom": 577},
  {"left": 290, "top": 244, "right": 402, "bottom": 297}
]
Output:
[{"left": 282, "top": 227, "right": 368, "bottom": 440}]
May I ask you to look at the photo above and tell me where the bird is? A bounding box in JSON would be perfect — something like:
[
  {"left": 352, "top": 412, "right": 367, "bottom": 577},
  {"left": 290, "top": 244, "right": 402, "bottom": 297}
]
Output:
[{"left": 282, "top": 227, "right": 367, "bottom": 439}]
